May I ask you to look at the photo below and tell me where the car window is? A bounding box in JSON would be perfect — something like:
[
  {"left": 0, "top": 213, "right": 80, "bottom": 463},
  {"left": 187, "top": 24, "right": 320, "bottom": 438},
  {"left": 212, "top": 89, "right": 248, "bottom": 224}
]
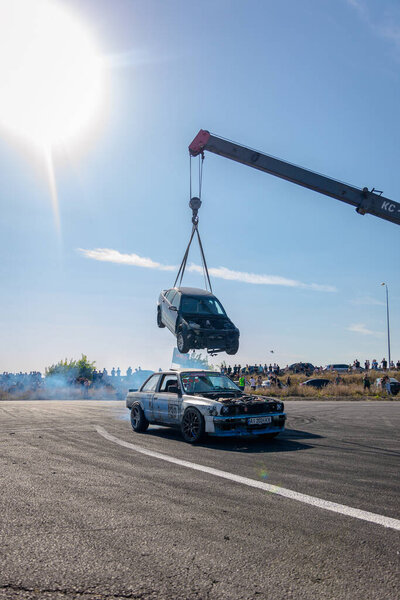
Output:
[
  {"left": 181, "top": 296, "right": 226, "bottom": 315},
  {"left": 171, "top": 293, "right": 180, "bottom": 309},
  {"left": 159, "top": 375, "right": 179, "bottom": 393},
  {"left": 141, "top": 374, "right": 161, "bottom": 392},
  {"left": 165, "top": 290, "right": 174, "bottom": 302}
]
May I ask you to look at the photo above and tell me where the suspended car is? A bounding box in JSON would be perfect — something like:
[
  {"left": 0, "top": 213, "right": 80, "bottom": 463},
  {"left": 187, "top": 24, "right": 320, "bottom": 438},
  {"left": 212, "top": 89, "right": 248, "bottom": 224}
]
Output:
[{"left": 157, "top": 287, "right": 240, "bottom": 355}]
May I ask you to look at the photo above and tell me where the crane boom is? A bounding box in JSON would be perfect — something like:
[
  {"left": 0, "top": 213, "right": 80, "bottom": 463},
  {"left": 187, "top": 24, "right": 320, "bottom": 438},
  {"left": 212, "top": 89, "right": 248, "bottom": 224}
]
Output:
[{"left": 189, "top": 129, "right": 400, "bottom": 226}]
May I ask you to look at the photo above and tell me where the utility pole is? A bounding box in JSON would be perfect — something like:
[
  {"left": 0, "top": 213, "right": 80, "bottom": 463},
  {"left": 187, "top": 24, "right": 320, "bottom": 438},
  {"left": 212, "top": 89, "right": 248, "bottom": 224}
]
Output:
[{"left": 381, "top": 283, "right": 391, "bottom": 369}]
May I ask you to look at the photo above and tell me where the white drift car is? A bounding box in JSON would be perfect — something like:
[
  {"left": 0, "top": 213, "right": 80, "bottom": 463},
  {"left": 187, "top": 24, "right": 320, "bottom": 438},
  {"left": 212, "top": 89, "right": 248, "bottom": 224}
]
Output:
[{"left": 126, "top": 370, "right": 286, "bottom": 444}]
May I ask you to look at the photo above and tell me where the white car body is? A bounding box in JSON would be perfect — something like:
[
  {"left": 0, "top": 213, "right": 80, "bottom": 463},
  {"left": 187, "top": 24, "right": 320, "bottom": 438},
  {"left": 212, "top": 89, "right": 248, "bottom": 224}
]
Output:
[{"left": 126, "top": 369, "right": 286, "bottom": 440}]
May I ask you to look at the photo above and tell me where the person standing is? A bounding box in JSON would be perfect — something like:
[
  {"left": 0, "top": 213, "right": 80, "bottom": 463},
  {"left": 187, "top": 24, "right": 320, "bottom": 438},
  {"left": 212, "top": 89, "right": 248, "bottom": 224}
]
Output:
[
  {"left": 238, "top": 375, "right": 245, "bottom": 391},
  {"left": 382, "top": 358, "right": 387, "bottom": 371},
  {"left": 363, "top": 373, "right": 371, "bottom": 392},
  {"left": 249, "top": 376, "right": 256, "bottom": 391}
]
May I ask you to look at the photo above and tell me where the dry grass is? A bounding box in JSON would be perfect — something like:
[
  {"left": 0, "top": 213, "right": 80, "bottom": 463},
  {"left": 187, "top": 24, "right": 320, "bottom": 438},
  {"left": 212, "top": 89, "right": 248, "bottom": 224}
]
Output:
[{"left": 246, "top": 371, "right": 399, "bottom": 399}]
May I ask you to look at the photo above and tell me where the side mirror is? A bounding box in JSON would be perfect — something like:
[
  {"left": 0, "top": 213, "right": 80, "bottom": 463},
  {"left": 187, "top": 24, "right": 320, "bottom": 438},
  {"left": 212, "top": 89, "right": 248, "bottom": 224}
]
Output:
[
  {"left": 169, "top": 306, "right": 178, "bottom": 311},
  {"left": 168, "top": 385, "right": 179, "bottom": 394}
]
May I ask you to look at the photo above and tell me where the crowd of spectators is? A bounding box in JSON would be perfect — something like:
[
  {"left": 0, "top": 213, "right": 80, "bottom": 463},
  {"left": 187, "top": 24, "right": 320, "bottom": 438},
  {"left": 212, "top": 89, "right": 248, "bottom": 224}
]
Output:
[
  {"left": 220, "top": 357, "right": 400, "bottom": 378},
  {"left": 0, "top": 371, "right": 42, "bottom": 394},
  {"left": 0, "top": 366, "right": 151, "bottom": 398}
]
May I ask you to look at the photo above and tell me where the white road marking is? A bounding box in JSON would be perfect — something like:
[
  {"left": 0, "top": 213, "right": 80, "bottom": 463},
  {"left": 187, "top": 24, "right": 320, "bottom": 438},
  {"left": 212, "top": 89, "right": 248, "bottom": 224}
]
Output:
[{"left": 96, "top": 426, "right": 400, "bottom": 532}]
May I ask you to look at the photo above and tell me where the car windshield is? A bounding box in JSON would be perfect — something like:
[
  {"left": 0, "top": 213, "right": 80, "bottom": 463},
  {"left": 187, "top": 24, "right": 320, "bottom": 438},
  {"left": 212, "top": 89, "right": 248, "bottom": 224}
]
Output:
[
  {"left": 181, "top": 296, "right": 226, "bottom": 316},
  {"left": 180, "top": 372, "right": 240, "bottom": 394}
]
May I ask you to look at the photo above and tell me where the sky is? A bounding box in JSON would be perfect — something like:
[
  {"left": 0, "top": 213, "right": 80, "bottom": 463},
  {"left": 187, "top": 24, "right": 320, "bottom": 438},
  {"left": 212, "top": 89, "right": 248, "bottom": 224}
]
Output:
[{"left": 0, "top": 0, "right": 399, "bottom": 373}]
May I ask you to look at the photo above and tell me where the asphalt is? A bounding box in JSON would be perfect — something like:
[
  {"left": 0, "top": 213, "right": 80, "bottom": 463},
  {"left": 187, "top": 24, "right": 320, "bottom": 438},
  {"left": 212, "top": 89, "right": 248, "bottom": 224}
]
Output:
[{"left": 0, "top": 400, "right": 399, "bottom": 600}]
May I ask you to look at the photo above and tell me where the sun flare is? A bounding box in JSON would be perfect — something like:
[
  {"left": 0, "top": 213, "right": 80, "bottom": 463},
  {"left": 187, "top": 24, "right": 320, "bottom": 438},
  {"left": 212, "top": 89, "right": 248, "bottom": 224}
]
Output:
[{"left": 0, "top": 0, "right": 104, "bottom": 148}]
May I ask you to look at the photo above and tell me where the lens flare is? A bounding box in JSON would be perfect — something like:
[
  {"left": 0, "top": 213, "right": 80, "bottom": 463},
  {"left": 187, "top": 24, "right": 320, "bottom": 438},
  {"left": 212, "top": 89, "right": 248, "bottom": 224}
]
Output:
[
  {"left": 0, "top": 0, "right": 104, "bottom": 147},
  {"left": 0, "top": 0, "right": 105, "bottom": 232}
]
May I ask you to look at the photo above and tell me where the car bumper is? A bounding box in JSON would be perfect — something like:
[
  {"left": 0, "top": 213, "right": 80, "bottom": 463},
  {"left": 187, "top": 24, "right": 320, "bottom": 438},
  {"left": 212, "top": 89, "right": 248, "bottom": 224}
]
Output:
[
  {"left": 187, "top": 329, "right": 239, "bottom": 351},
  {"left": 205, "top": 413, "right": 286, "bottom": 436}
]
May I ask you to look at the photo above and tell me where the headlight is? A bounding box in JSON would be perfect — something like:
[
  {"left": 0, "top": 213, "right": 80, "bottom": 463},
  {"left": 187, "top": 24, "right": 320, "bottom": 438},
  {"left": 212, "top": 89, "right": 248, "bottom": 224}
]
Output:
[
  {"left": 221, "top": 405, "right": 230, "bottom": 415},
  {"left": 208, "top": 406, "right": 218, "bottom": 416},
  {"left": 276, "top": 402, "right": 283, "bottom": 411}
]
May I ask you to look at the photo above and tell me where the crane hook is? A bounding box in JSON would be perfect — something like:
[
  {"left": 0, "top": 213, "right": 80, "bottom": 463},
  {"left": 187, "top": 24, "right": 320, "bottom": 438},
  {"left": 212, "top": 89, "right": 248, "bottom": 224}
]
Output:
[{"left": 189, "top": 196, "right": 202, "bottom": 225}]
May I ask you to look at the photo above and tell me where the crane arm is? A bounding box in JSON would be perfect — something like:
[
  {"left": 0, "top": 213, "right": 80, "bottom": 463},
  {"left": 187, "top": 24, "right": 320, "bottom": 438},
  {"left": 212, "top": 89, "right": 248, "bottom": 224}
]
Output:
[{"left": 189, "top": 130, "right": 400, "bottom": 226}]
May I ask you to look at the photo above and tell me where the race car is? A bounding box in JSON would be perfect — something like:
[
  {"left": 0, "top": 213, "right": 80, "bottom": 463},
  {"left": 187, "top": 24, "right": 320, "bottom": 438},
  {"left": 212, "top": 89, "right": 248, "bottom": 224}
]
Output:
[
  {"left": 157, "top": 287, "right": 240, "bottom": 355},
  {"left": 126, "top": 370, "right": 286, "bottom": 443}
]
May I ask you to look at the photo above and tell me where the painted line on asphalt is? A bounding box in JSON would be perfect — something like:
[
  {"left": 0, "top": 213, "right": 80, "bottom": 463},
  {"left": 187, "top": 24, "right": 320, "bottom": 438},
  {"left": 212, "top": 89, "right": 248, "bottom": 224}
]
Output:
[{"left": 96, "top": 426, "right": 400, "bottom": 531}]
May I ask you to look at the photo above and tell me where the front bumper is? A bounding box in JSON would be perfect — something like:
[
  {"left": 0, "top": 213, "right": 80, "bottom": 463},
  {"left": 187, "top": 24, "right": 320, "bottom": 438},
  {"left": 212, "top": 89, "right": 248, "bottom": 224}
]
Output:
[
  {"left": 187, "top": 329, "right": 239, "bottom": 351},
  {"left": 205, "top": 412, "right": 286, "bottom": 437}
]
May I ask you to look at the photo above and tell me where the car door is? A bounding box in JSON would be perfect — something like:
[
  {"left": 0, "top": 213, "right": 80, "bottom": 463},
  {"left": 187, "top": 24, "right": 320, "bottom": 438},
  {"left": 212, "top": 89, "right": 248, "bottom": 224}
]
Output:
[
  {"left": 152, "top": 374, "right": 181, "bottom": 424},
  {"left": 162, "top": 290, "right": 177, "bottom": 333},
  {"left": 138, "top": 374, "right": 162, "bottom": 421},
  {"left": 169, "top": 291, "right": 181, "bottom": 333}
]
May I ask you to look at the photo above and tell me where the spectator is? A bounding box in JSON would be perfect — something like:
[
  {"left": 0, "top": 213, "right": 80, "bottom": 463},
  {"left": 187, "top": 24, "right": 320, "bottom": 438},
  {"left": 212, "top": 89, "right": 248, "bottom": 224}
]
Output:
[
  {"left": 363, "top": 373, "right": 371, "bottom": 391},
  {"left": 249, "top": 376, "right": 256, "bottom": 391},
  {"left": 382, "top": 358, "right": 387, "bottom": 371},
  {"left": 238, "top": 375, "right": 245, "bottom": 391}
]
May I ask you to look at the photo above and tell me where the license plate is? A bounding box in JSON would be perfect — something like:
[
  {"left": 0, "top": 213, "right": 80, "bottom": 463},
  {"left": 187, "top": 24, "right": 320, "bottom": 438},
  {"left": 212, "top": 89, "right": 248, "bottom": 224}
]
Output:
[{"left": 248, "top": 416, "right": 272, "bottom": 425}]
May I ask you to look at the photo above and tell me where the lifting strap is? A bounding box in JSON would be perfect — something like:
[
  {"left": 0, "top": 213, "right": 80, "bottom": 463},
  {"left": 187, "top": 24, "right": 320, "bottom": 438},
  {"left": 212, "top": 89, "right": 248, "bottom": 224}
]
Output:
[
  {"left": 173, "top": 222, "right": 213, "bottom": 293},
  {"left": 173, "top": 153, "right": 212, "bottom": 292}
]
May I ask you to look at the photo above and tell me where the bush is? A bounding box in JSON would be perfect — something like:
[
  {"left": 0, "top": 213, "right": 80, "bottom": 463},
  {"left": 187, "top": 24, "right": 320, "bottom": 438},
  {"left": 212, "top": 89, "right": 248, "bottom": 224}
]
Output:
[{"left": 45, "top": 354, "right": 96, "bottom": 382}]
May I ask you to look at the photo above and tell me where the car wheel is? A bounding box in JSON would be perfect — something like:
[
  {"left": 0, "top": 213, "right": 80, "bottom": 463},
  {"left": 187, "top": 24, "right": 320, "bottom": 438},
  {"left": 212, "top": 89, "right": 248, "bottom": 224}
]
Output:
[
  {"left": 130, "top": 403, "right": 149, "bottom": 433},
  {"left": 177, "top": 331, "right": 190, "bottom": 354},
  {"left": 181, "top": 407, "right": 205, "bottom": 443},
  {"left": 226, "top": 338, "right": 239, "bottom": 355},
  {"left": 157, "top": 307, "right": 165, "bottom": 328}
]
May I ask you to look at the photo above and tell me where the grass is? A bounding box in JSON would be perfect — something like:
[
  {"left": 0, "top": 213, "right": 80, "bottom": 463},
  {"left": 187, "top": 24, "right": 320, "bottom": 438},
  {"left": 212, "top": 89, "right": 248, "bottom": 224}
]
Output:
[{"left": 245, "top": 371, "right": 399, "bottom": 399}]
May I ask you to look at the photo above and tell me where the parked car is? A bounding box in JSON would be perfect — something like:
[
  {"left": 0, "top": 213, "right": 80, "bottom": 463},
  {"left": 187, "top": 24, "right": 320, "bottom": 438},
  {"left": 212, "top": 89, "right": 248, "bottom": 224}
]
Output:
[
  {"left": 157, "top": 287, "right": 240, "bottom": 355},
  {"left": 374, "top": 377, "right": 400, "bottom": 395},
  {"left": 126, "top": 370, "right": 286, "bottom": 443},
  {"left": 324, "top": 364, "right": 349, "bottom": 373},
  {"left": 288, "top": 362, "right": 314, "bottom": 375},
  {"left": 300, "top": 378, "right": 330, "bottom": 389}
]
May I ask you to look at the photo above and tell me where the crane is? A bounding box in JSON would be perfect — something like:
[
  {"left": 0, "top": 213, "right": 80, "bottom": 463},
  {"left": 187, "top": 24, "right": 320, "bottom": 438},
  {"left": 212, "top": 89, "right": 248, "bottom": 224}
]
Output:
[{"left": 189, "top": 130, "right": 400, "bottom": 226}]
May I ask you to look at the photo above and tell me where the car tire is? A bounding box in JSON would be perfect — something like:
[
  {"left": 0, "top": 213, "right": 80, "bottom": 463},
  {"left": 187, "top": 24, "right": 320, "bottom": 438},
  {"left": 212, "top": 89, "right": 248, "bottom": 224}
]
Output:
[
  {"left": 157, "top": 307, "right": 165, "bottom": 328},
  {"left": 181, "top": 407, "right": 205, "bottom": 443},
  {"left": 177, "top": 331, "right": 190, "bottom": 354},
  {"left": 226, "top": 338, "right": 239, "bottom": 355},
  {"left": 130, "top": 403, "right": 149, "bottom": 433}
]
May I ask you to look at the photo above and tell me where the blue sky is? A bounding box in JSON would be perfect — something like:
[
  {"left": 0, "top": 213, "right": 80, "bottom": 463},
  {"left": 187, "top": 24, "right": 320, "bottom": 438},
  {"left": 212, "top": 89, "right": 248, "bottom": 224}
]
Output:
[{"left": 0, "top": 0, "right": 399, "bottom": 373}]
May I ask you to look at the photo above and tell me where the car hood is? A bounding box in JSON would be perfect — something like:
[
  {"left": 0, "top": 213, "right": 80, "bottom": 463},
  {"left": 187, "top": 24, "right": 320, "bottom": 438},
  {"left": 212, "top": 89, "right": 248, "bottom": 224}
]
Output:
[{"left": 182, "top": 314, "right": 237, "bottom": 330}]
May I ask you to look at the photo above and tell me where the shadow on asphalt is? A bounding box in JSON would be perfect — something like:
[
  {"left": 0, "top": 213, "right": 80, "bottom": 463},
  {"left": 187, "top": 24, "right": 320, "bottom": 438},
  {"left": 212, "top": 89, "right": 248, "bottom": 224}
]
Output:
[{"left": 144, "top": 426, "right": 320, "bottom": 453}]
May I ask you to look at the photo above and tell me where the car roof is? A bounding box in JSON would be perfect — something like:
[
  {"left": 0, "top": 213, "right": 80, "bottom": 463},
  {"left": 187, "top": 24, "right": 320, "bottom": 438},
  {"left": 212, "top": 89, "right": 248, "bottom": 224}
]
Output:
[
  {"left": 172, "top": 287, "right": 215, "bottom": 297},
  {"left": 156, "top": 369, "right": 219, "bottom": 375}
]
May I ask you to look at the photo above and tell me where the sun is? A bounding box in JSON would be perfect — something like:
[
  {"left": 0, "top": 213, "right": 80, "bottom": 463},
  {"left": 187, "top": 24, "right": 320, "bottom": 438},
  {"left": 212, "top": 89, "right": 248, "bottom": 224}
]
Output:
[{"left": 0, "top": 0, "right": 104, "bottom": 148}]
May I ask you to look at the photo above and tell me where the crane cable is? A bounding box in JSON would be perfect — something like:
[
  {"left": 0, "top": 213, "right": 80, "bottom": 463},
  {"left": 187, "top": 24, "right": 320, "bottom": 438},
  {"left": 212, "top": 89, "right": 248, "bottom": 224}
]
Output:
[{"left": 173, "top": 154, "right": 212, "bottom": 293}]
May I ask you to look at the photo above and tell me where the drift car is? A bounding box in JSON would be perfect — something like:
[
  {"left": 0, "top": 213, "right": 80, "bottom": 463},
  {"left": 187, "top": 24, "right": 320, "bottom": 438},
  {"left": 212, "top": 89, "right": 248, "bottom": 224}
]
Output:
[
  {"left": 157, "top": 287, "right": 240, "bottom": 355},
  {"left": 126, "top": 370, "right": 286, "bottom": 443}
]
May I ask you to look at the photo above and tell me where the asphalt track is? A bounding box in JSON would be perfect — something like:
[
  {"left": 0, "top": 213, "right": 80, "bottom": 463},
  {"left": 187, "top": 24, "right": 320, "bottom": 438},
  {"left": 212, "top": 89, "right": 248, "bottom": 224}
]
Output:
[{"left": 0, "top": 400, "right": 399, "bottom": 600}]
